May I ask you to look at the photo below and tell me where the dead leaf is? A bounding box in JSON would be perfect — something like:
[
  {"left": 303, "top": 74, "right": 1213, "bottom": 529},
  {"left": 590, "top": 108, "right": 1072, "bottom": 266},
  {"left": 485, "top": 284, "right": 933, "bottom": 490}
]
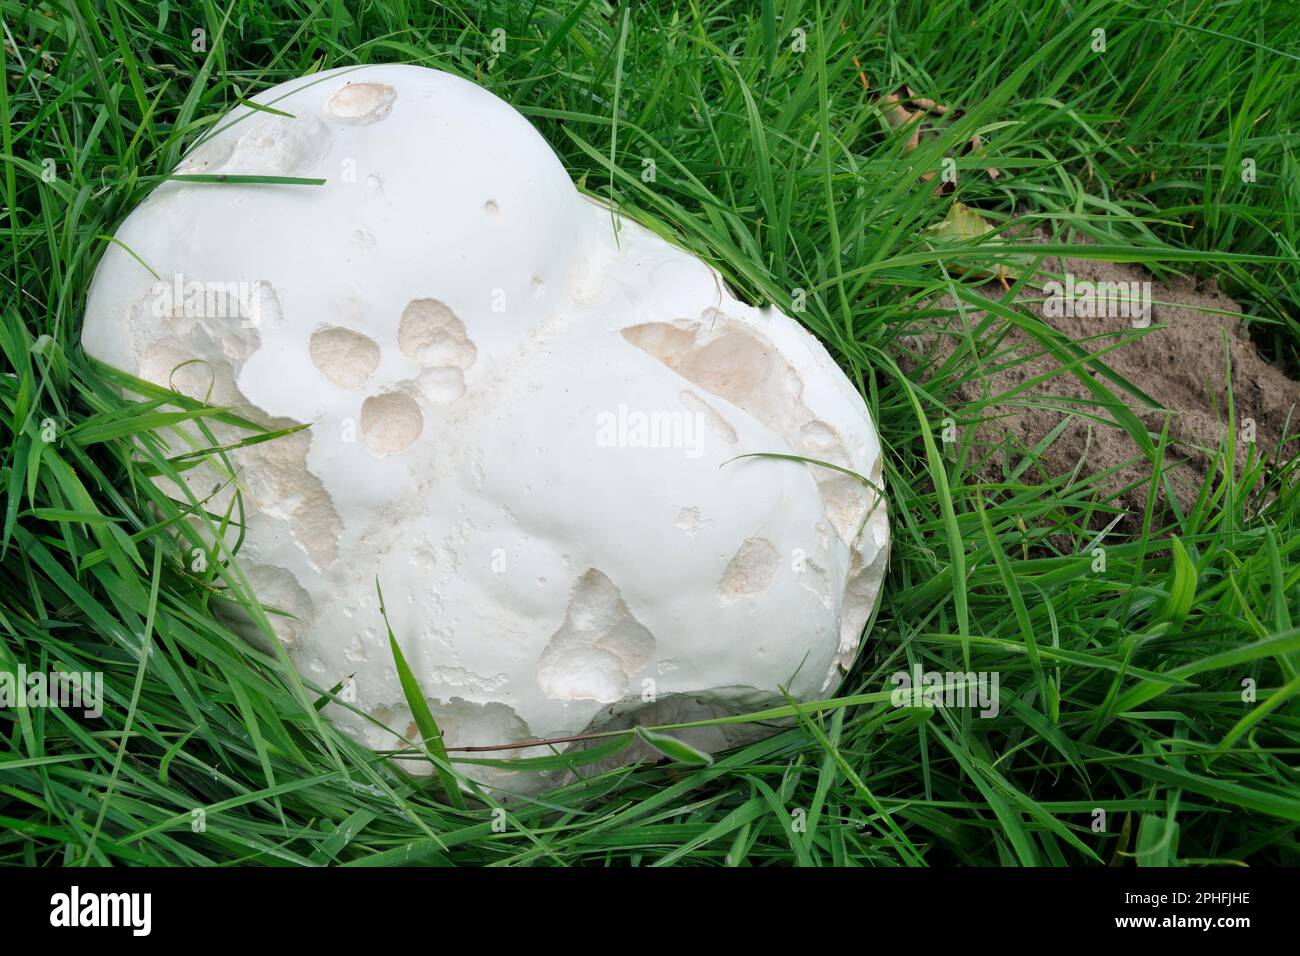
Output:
[{"left": 923, "top": 202, "right": 1033, "bottom": 283}]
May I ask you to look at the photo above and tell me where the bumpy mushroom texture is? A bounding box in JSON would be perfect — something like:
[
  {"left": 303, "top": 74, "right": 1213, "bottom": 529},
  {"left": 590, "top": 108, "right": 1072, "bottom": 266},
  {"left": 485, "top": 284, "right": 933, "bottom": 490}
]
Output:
[{"left": 81, "top": 64, "right": 890, "bottom": 792}]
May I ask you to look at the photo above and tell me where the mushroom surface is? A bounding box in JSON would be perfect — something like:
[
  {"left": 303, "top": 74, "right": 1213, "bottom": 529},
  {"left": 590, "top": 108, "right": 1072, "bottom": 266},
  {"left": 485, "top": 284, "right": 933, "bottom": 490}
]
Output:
[{"left": 81, "top": 64, "right": 890, "bottom": 790}]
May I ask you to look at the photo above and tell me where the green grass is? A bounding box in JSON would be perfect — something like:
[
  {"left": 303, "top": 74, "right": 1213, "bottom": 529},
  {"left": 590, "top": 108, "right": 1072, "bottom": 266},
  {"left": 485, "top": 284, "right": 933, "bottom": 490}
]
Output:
[{"left": 2, "top": 0, "right": 1298, "bottom": 866}]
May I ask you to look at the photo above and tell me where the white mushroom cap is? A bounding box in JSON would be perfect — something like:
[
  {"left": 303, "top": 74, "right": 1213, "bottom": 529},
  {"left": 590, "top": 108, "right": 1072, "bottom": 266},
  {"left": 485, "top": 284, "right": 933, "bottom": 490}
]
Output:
[{"left": 82, "top": 64, "right": 889, "bottom": 790}]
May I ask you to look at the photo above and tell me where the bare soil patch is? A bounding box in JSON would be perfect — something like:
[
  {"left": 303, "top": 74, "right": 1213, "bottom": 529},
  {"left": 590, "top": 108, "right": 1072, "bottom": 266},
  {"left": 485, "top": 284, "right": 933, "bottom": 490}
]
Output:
[{"left": 902, "top": 239, "right": 1300, "bottom": 526}]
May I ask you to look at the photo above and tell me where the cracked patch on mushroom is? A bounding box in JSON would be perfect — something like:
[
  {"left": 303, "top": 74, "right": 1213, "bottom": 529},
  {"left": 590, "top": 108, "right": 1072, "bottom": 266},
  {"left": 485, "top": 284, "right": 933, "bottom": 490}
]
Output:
[
  {"left": 138, "top": 343, "right": 218, "bottom": 400},
  {"left": 398, "top": 298, "right": 477, "bottom": 371},
  {"left": 361, "top": 390, "right": 423, "bottom": 455},
  {"left": 799, "top": 558, "right": 834, "bottom": 610},
  {"left": 223, "top": 114, "right": 330, "bottom": 175},
  {"left": 828, "top": 529, "right": 889, "bottom": 691},
  {"left": 215, "top": 563, "right": 315, "bottom": 650},
  {"left": 368, "top": 697, "right": 539, "bottom": 782},
  {"left": 239, "top": 421, "right": 344, "bottom": 568},
  {"left": 428, "top": 666, "right": 510, "bottom": 693},
  {"left": 537, "top": 569, "right": 656, "bottom": 703},
  {"left": 123, "top": 279, "right": 343, "bottom": 571},
  {"left": 622, "top": 318, "right": 869, "bottom": 544},
  {"left": 719, "top": 536, "right": 779, "bottom": 601},
  {"left": 323, "top": 82, "right": 396, "bottom": 125},
  {"left": 310, "top": 326, "right": 381, "bottom": 389}
]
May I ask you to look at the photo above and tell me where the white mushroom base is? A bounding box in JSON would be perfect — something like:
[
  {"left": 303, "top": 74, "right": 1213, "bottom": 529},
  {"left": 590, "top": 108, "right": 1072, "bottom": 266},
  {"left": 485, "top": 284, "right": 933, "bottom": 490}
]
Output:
[{"left": 81, "top": 64, "right": 889, "bottom": 792}]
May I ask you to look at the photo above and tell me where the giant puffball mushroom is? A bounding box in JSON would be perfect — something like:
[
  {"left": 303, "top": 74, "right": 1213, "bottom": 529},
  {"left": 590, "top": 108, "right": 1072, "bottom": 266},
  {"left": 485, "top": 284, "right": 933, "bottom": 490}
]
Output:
[{"left": 81, "top": 64, "right": 890, "bottom": 790}]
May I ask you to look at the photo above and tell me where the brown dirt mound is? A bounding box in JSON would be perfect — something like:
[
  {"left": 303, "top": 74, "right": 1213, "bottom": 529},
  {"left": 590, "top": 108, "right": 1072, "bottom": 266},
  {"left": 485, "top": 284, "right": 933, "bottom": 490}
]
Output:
[{"left": 901, "top": 240, "right": 1300, "bottom": 525}]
